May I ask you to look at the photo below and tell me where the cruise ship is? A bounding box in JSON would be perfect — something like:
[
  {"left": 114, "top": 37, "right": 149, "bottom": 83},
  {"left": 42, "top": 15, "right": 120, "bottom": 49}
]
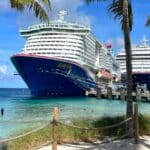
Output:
[
  {"left": 11, "top": 11, "right": 120, "bottom": 97},
  {"left": 116, "top": 36, "right": 150, "bottom": 90}
]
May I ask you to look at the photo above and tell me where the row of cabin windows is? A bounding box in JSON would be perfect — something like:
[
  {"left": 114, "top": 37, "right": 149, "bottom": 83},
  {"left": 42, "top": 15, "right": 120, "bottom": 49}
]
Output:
[
  {"left": 35, "top": 52, "right": 82, "bottom": 56},
  {"left": 25, "top": 49, "right": 83, "bottom": 53},
  {"left": 26, "top": 40, "right": 83, "bottom": 45},
  {"left": 28, "top": 36, "right": 83, "bottom": 40},
  {"left": 25, "top": 45, "right": 83, "bottom": 49},
  {"left": 25, "top": 47, "right": 83, "bottom": 51},
  {"left": 25, "top": 42, "right": 83, "bottom": 47},
  {"left": 29, "top": 35, "right": 82, "bottom": 40}
]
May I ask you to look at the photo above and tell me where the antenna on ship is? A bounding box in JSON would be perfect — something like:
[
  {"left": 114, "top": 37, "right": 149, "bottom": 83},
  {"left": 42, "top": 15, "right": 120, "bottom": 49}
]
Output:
[{"left": 58, "top": 10, "right": 67, "bottom": 21}]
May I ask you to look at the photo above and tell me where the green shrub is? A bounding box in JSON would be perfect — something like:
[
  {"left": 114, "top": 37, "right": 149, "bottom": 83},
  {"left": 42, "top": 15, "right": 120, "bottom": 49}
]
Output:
[{"left": 7, "top": 115, "right": 150, "bottom": 150}]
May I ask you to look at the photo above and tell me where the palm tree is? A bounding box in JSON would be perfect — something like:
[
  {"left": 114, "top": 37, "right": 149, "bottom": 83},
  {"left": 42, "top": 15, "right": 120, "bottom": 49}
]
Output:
[
  {"left": 86, "top": 0, "right": 133, "bottom": 136},
  {"left": 146, "top": 16, "right": 150, "bottom": 26},
  {"left": 10, "top": 0, "right": 51, "bottom": 21}
]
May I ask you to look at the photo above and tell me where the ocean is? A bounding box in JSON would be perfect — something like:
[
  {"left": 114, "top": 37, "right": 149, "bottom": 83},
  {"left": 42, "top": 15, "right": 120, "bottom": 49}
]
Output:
[{"left": 0, "top": 88, "right": 150, "bottom": 139}]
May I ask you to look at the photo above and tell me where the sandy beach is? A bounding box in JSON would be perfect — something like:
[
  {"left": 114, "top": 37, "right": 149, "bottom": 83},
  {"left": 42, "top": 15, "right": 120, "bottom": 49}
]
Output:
[{"left": 38, "top": 136, "right": 150, "bottom": 150}]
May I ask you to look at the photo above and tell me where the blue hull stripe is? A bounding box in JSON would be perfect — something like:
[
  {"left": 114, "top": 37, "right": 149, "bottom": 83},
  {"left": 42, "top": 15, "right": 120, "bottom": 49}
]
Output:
[
  {"left": 11, "top": 55, "right": 97, "bottom": 97},
  {"left": 133, "top": 73, "right": 150, "bottom": 90}
]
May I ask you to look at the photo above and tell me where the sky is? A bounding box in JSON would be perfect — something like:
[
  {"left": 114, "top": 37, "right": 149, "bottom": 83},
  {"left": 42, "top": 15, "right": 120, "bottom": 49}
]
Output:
[{"left": 0, "top": 0, "right": 150, "bottom": 88}]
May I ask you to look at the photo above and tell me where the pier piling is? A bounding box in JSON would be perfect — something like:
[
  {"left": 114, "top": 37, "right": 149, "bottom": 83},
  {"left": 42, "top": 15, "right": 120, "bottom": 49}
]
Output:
[
  {"left": 136, "top": 89, "right": 142, "bottom": 101},
  {"left": 97, "top": 87, "right": 101, "bottom": 99},
  {"left": 107, "top": 87, "right": 112, "bottom": 99},
  {"left": 86, "top": 87, "right": 150, "bottom": 102},
  {"left": 120, "top": 88, "right": 126, "bottom": 100}
]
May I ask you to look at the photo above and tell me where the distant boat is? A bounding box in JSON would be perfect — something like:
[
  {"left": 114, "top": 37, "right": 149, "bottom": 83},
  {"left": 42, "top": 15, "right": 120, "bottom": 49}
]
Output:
[
  {"left": 116, "top": 36, "right": 150, "bottom": 90},
  {"left": 11, "top": 10, "right": 120, "bottom": 97}
]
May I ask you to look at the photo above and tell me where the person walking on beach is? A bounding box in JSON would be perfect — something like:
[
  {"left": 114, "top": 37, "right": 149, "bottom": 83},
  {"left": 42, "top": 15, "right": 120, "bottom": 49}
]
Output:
[{"left": 1, "top": 107, "right": 4, "bottom": 116}]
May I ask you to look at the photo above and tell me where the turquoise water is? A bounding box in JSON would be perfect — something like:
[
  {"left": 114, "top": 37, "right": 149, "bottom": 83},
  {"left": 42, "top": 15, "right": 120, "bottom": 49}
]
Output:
[{"left": 0, "top": 88, "right": 150, "bottom": 139}]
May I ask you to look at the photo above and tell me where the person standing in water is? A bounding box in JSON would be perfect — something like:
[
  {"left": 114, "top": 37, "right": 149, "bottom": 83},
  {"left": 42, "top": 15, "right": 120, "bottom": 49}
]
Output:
[{"left": 1, "top": 107, "right": 4, "bottom": 116}]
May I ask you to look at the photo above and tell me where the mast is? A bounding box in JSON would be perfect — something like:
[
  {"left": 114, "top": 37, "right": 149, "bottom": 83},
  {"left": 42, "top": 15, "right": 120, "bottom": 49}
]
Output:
[
  {"left": 141, "top": 35, "right": 149, "bottom": 47},
  {"left": 58, "top": 10, "right": 67, "bottom": 21}
]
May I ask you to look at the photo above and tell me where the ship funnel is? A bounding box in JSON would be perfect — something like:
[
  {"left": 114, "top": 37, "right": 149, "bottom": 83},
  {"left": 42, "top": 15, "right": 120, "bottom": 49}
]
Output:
[{"left": 58, "top": 10, "right": 67, "bottom": 21}]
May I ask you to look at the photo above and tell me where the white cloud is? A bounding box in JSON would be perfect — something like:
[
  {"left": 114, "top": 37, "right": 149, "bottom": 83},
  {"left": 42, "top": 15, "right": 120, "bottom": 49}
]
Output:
[
  {"left": 0, "top": 0, "right": 93, "bottom": 28},
  {"left": 50, "top": 0, "right": 92, "bottom": 25},
  {"left": 107, "top": 37, "right": 124, "bottom": 48},
  {"left": 0, "top": 65, "right": 8, "bottom": 74},
  {"left": 116, "top": 37, "right": 124, "bottom": 47},
  {"left": 17, "top": 0, "right": 93, "bottom": 27},
  {"left": 106, "top": 37, "right": 124, "bottom": 55},
  {"left": 50, "top": 0, "right": 83, "bottom": 18}
]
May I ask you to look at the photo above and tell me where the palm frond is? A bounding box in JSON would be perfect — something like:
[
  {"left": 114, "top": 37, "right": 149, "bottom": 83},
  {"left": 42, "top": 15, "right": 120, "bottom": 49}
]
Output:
[
  {"left": 10, "top": 0, "right": 50, "bottom": 21},
  {"left": 31, "top": 0, "right": 49, "bottom": 21},
  {"left": 41, "top": 0, "right": 51, "bottom": 10},
  {"left": 146, "top": 16, "right": 150, "bottom": 26},
  {"left": 10, "top": 0, "right": 24, "bottom": 11},
  {"left": 108, "top": 0, "right": 133, "bottom": 31}
]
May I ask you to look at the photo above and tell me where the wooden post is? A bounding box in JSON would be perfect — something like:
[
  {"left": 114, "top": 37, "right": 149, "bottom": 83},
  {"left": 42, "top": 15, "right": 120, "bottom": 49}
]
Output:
[
  {"left": 107, "top": 87, "right": 112, "bottom": 99},
  {"left": 146, "top": 91, "right": 150, "bottom": 101},
  {"left": 0, "top": 141, "right": 7, "bottom": 150},
  {"left": 52, "top": 107, "right": 59, "bottom": 150},
  {"left": 136, "top": 89, "right": 142, "bottom": 101},
  {"left": 134, "top": 103, "right": 139, "bottom": 144},
  {"left": 115, "top": 92, "right": 119, "bottom": 100},
  {"left": 120, "top": 88, "right": 125, "bottom": 100},
  {"left": 97, "top": 87, "right": 101, "bottom": 99}
]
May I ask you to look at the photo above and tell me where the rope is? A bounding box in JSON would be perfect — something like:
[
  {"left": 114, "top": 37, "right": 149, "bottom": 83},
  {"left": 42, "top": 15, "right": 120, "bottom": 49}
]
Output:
[
  {"left": 0, "top": 120, "right": 50, "bottom": 124},
  {"left": 58, "top": 117, "right": 132, "bottom": 131},
  {"left": 32, "top": 141, "right": 52, "bottom": 150},
  {"left": 93, "top": 130, "right": 134, "bottom": 145},
  {"left": 0, "top": 122, "right": 51, "bottom": 144}
]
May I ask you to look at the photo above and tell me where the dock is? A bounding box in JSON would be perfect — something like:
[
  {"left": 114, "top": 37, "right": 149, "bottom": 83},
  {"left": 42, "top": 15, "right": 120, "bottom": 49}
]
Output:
[{"left": 86, "top": 88, "right": 150, "bottom": 102}]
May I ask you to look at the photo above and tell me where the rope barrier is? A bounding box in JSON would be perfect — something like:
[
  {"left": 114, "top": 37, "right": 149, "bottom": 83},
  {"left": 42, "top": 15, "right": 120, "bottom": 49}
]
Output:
[
  {"left": 32, "top": 141, "right": 52, "bottom": 150},
  {"left": 0, "top": 120, "right": 50, "bottom": 124},
  {"left": 58, "top": 117, "right": 132, "bottom": 131},
  {"left": 94, "top": 134, "right": 129, "bottom": 145},
  {"left": 0, "top": 122, "right": 51, "bottom": 144}
]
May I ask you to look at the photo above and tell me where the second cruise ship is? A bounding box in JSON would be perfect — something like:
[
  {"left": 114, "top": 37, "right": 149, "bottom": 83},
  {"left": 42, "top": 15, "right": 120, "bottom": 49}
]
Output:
[
  {"left": 117, "top": 36, "right": 150, "bottom": 90},
  {"left": 11, "top": 11, "right": 120, "bottom": 97}
]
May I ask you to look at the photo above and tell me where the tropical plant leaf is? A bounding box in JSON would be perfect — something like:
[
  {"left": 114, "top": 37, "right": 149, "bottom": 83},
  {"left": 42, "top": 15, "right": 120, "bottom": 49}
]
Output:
[
  {"left": 146, "top": 16, "right": 150, "bottom": 26},
  {"left": 85, "top": 0, "right": 133, "bottom": 31},
  {"left": 108, "top": 0, "right": 133, "bottom": 31},
  {"left": 32, "top": 0, "right": 49, "bottom": 21},
  {"left": 10, "top": 0, "right": 24, "bottom": 10},
  {"left": 41, "top": 0, "right": 51, "bottom": 10},
  {"left": 10, "top": 0, "right": 51, "bottom": 21}
]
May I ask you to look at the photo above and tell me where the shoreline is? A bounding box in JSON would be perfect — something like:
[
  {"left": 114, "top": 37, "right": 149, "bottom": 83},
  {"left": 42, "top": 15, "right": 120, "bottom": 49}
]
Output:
[{"left": 38, "top": 136, "right": 150, "bottom": 150}]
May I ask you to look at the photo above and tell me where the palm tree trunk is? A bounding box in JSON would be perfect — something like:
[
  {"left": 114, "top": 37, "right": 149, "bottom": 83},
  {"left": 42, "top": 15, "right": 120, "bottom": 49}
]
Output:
[{"left": 123, "top": 0, "right": 133, "bottom": 137}]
